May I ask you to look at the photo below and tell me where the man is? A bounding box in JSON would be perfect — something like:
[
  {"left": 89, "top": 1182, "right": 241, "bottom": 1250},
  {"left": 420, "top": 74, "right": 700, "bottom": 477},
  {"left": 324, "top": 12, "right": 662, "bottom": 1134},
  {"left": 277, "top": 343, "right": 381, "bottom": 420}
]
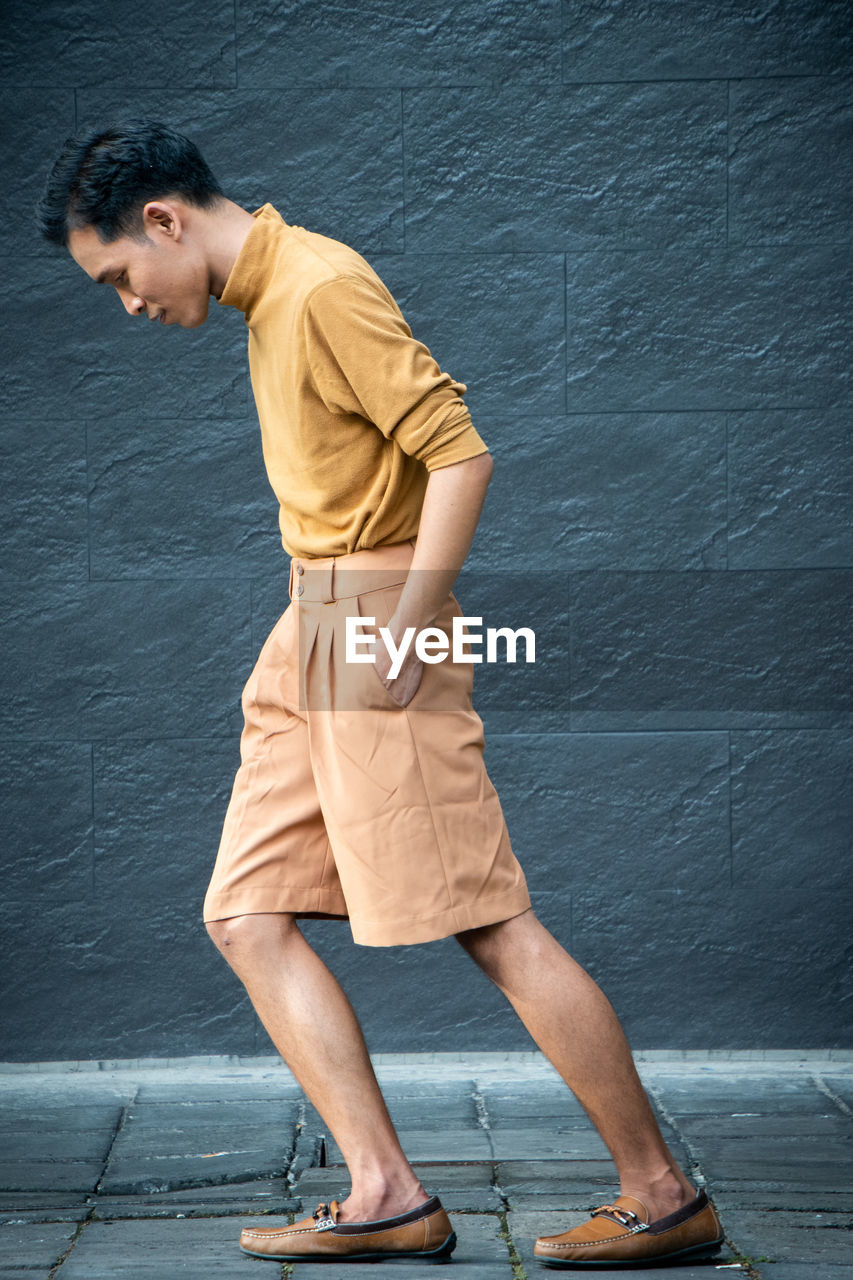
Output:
[{"left": 38, "top": 120, "right": 724, "bottom": 1268}]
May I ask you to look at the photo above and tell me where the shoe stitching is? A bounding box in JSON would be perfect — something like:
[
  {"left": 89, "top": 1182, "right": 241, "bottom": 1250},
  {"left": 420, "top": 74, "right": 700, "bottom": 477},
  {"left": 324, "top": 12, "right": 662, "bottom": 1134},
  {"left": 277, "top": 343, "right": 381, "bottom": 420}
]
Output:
[
  {"left": 241, "top": 1226, "right": 443, "bottom": 1253},
  {"left": 242, "top": 1226, "right": 319, "bottom": 1239},
  {"left": 242, "top": 1218, "right": 439, "bottom": 1242},
  {"left": 537, "top": 1201, "right": 647, "bottom": 1251},
  {"left": 538, "top": 1224, "right": 721, "bottom": 1252},
  {"left": 538, "top": 1229, "right": 648, "bottom": 1251}
]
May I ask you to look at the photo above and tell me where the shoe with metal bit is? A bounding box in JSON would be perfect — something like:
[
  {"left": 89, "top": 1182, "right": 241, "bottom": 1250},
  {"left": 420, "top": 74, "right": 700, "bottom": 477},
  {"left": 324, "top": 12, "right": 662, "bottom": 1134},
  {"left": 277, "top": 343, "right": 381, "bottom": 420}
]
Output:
[
  {"left": 533, "top": 1188, "right": 724, "bottom": 1267},
  {"left": 240, "top": 1195, "right": 457, "bottom": 1262}
]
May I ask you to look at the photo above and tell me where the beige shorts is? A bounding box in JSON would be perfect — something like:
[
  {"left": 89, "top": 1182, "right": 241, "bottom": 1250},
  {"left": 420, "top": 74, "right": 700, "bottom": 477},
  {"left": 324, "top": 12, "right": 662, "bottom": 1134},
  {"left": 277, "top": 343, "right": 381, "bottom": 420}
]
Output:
[{"left": 203, "top": 539, "right": 531, "bottom": 946}]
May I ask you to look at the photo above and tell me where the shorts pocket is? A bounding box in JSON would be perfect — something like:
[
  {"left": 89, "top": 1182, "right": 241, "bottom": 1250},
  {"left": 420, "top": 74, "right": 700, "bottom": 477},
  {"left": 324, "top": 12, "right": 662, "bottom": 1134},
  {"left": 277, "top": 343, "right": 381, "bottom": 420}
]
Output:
[{"left": 346, "top": 585, "right": 409, "bottom": 710}]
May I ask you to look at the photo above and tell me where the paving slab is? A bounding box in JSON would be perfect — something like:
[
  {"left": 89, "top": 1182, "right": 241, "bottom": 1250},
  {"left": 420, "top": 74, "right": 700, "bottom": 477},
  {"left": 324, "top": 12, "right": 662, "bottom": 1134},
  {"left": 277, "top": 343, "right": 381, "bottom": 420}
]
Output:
[
  {"left": 320, "top": 1127, "right": 493, "bottom": 1165},
  {"left": 0, "top": 1085, "right": 135, "bottom": 1111},
  {"left": 301, "top": 1094, "right": 482, "bottom": 1139},
  {"left": 294, "top": 1162, "right": 502, "bottom": 1213},
  {"left": 491, "top": 1162, "right": 625, "bottom": 1208},
  {"left": 98, "top": 1100, "right": 299, "bottom": 1194},
  {"left": 99, "top": 1149, "right": 291, "bottom": 1196},
  {"left": 0, "top": 1104, "right": 123, "bottom": 1198},
  {"left": 496, "top": 1158, "right": 626, "bottom": 1200},
  {"left": 488, "top": 1123, "right": 689, "bottom": 1168},
  {"left": 133, "top": 1078, "right": 303, "bottom": 1104},
  {"left": 650, "top": 1075, "right": 832, "bottom": 1116},
  {"left": 754, "top": 1267, "right": 853, "bottom": 1278},
  {"left": 375, "top": 1079, "right": 480, "bottom": 1099},
  {"left": 0, "top": 1219, "right": 77, "bottom": 1275},
  {"left": 489, "top": 1124, "right": 610, "bottom": 1161},
  {"left": 686, "top": 1135, "right": 852, "bottom": 1164},
  {"left": 52, "top": 1216, "right": 285, "bottom": 1278},
  {"left": 0, "top": 1131, "right": 114, "bottom": 1163},
  {"left": 477, "top": 1082, "right": 589, "bottom": 1122},
  {"left": 0, "top": 1204, "right": 88, "bottom": 1227},
  {"left": 119, "top": 1100, "right": 298, "bottom": 1130},
  {"left": 711, "top": 1185, "right": 853, "bottom": 1212},
  {"left": 385, "top": 1100, "right": 481, "bottom": 1127},
  {"left": 690, "top": 1159, "right": 852, "bottom": 1191},
  {"left": 0, "top": 1191, "right": 90, "bottom": 1214},
  {"left": 100, "top": 1120, "right": 286, "bottom": 1158},
  {"left": 414, "top": 1165, "right": 502, "bottom": 1214},
  {"left": 90, "top": 1179, "right": 298, "bottom": 1219},
  {"left": 721, "top": 1210, "right": 853, "bottom": 1266},
  {"left": 0, "top": 1104, "right": 123, "bottom": 1135},
  {"left": 0, "top": 1161, "right": 104, "bottom": 1195},
  {"left": 679, "top": 1113, "right": 849, "bottom": 1138},
  {"left": 371, "top": 1078, "right": 480, "bottom": 1096}
]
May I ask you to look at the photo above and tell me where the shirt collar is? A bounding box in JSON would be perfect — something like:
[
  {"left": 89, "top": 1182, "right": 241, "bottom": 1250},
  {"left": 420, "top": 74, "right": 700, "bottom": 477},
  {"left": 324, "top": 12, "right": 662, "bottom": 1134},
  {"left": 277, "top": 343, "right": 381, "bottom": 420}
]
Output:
[{"left": 217, "top": 202, "right": 284, "bottom": 318}]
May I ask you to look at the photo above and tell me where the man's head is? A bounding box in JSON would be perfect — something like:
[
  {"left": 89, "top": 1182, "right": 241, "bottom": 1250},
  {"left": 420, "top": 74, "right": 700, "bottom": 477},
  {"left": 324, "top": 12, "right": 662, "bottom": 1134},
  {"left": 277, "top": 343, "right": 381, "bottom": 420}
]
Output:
[{"left": 38, "top": 120, "right": 227, "bottom": 328}]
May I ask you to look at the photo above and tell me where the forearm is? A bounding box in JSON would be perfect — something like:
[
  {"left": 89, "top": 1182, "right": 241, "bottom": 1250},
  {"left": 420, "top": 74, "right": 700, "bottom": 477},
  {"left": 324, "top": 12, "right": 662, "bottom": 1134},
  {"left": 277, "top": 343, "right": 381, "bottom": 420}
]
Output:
[{"left": 391, "top": 450, "right": 494, "bottom": 635}]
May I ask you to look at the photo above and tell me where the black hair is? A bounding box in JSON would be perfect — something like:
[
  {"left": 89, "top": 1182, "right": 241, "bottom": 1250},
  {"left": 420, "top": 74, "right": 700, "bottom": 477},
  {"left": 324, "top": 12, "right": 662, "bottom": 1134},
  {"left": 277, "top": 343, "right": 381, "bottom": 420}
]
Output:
[{"left": 36, "top": 119, "right": 225, "bottom": 247}]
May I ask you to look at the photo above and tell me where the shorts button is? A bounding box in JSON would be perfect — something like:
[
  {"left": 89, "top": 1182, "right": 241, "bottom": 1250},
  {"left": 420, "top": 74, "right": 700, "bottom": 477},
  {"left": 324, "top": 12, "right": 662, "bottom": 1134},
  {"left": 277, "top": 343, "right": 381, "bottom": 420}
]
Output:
[
  {"left": 295, "top": 563, "right": 304, "bottom": 575},
  {"left": 295, "top": 583, "right": 304, "bottom": 597}
]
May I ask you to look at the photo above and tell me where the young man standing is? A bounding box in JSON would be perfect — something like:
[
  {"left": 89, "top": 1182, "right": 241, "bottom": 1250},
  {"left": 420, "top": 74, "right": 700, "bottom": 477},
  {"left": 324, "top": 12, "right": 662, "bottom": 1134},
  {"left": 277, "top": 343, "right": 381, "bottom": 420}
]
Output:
[{"left": 38, "top": 121, "right": 723, "bottom": 1268}]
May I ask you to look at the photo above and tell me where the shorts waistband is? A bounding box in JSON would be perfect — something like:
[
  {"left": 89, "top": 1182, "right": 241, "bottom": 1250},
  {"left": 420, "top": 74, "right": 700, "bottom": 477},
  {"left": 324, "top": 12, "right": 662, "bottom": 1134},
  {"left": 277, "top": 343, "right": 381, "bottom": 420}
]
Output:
[{"left": 288, "top": 539, "right": 417, "bottom": 603}]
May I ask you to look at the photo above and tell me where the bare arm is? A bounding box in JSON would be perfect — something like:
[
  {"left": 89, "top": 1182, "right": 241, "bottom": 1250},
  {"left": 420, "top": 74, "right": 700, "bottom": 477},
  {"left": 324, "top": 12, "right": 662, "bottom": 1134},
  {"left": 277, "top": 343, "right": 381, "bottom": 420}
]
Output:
[{"left": 374, "top": 450, "right": 494, "bottom": 703}]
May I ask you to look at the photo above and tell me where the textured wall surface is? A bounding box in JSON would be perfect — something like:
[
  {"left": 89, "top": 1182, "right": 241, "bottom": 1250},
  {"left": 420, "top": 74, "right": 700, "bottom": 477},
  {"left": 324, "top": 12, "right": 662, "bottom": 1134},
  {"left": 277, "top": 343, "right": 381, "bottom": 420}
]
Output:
[{"left": 1, "top": 1, "right": 851, "bottom": 1060}]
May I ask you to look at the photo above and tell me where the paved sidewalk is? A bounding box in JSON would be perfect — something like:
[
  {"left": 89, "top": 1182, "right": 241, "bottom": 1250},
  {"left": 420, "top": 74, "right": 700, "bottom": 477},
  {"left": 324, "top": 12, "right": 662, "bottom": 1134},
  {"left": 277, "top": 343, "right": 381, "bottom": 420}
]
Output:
[{"left": 0, "top": 1051, "right": 850, "bottom": 1279}]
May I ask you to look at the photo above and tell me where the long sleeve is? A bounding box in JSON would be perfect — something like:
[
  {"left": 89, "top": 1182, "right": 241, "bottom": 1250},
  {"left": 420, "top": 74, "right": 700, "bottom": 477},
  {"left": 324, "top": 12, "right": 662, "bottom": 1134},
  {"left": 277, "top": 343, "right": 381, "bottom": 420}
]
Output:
[{"left": 302, "top": 274, "right": 489, "bottom": 471}]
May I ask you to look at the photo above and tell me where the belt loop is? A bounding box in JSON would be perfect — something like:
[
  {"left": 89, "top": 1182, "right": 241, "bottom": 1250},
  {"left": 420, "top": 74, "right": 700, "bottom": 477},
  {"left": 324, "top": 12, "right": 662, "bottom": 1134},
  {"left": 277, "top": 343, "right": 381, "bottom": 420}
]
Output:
[
  {"left": 288, "top": 557, "right": 295, "bottom": 600},
  {"left": 329, "top": 557, "right": 336, "bottom": 603},
  {"left": 316, "top": 562, "right": 334, "bottom": 603}
]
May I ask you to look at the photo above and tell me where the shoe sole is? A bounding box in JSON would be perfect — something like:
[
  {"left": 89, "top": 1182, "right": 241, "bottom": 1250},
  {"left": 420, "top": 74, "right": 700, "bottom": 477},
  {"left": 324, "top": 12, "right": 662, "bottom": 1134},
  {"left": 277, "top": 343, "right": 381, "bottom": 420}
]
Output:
[
  {"left": 240, "top": 1229, "right": 457, "bottom": 1263},
  {"left": 535, "top": 1235, "right": 725, "bottom": 1268}
]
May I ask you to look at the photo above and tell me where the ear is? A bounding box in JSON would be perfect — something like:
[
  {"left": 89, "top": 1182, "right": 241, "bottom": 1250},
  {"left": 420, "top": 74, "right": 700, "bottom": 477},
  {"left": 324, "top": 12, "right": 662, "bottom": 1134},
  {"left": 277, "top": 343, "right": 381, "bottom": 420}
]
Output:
[{"left": 141, "top": 201, "right": 184, "bottom": 241}]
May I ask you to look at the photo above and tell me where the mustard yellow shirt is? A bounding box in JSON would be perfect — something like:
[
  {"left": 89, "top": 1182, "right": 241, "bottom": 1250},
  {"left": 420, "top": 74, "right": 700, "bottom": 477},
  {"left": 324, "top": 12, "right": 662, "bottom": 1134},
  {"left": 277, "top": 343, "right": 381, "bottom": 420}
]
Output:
[{"left": 217, "top": 203, "right": 489, "bottom": 558}]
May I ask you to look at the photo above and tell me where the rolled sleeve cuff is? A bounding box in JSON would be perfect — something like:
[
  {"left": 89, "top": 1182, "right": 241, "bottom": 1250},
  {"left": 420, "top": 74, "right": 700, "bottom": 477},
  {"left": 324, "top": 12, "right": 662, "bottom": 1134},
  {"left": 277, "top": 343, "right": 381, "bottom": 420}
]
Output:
[{"left": 413, "top": 404, "right": 490, "bottom": 471}]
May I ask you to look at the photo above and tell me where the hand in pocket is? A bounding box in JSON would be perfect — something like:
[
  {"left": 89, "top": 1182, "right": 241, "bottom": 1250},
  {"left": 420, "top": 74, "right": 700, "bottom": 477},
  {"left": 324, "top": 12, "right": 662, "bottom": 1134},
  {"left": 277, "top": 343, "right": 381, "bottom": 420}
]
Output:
[{"left": 373, "top": 634, "right": 425, "bottom": 707}]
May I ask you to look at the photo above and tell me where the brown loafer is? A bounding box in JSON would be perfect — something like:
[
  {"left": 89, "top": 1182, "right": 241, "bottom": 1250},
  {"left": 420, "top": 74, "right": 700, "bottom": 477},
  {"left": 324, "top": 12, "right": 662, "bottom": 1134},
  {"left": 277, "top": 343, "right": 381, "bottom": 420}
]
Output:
[
  {"left": 533, "top": 1189, "right": 724, "bottom": 1268},
  {"left": 239, "top": 1194, "right": 457, "bottom": 1262}
]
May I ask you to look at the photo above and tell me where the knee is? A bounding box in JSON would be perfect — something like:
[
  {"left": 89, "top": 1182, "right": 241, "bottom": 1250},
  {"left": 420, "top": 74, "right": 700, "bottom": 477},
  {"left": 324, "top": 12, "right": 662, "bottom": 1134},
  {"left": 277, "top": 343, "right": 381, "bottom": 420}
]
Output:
[
  {"left": 205, "top": 913, "right": 299, "bottom": 963},
  {"left": 456, "top": 908, "right": 540, "bottom": 975},
  {"left": 205, "top": 916, "right": 237, "bottom": 955},
  {"left": 455, "top": 918, "right": 504, "bottom": 973}
]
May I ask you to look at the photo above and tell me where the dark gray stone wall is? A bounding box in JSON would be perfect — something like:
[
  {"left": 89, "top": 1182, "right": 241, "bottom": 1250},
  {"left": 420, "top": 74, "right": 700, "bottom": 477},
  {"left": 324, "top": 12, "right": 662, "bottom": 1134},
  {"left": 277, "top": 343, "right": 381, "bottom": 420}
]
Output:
[{"left": 1, "top": 1, "right": 851, "bottom": 1060}]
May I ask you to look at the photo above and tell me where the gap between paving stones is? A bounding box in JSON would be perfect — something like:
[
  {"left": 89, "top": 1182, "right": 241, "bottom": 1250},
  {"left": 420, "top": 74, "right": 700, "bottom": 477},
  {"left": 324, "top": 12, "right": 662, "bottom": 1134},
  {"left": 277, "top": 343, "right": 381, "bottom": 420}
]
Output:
[{"left": 43, "top": 1091, "right": 140, "bottom": 1278}]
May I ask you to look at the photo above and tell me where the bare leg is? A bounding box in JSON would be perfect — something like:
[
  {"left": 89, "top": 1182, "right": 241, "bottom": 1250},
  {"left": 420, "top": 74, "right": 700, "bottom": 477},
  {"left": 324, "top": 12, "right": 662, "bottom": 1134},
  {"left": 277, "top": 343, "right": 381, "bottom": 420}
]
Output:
[
  {"left": 456, "top": 908, "right": 695, "bottom": 1220},
  {"left": 206, "top": 913, "right": 426, "bottom": 1221}
]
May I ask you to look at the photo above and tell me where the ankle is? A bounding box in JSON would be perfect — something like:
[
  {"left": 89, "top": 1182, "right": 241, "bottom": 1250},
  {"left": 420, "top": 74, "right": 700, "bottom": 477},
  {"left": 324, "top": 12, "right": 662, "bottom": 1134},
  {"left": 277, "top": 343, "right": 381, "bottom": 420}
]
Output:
[
  {"left": 619, "top": 1166, "right": 696, "bottom": 1220},
  {"left": 336, "top": 1171, "right": 428, "bottom": 1223}
]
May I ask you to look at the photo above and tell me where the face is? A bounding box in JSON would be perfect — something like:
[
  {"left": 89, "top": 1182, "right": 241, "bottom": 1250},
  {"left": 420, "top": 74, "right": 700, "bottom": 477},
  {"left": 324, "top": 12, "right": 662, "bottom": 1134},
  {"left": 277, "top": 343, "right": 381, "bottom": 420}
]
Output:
[{"left": 67, "top": 202, "right": 211, "bottom": 329}]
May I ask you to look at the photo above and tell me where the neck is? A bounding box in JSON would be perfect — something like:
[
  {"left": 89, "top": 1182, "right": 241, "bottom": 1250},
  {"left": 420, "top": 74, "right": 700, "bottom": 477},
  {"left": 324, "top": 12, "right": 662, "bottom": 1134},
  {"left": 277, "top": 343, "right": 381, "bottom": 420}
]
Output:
[{"left": 203, "top": 198, "right": 260, "bottom": 300}]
